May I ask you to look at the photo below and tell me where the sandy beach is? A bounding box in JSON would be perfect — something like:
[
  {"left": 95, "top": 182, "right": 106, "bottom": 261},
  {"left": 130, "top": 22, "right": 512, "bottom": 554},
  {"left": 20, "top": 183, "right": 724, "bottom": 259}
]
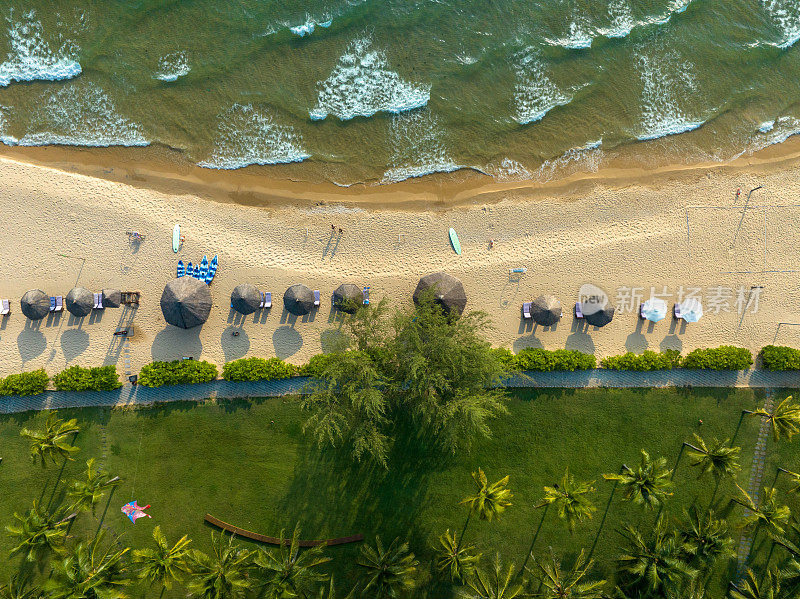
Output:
[{"left": 1, "top": 145, "right": 800, "bottom": 379}]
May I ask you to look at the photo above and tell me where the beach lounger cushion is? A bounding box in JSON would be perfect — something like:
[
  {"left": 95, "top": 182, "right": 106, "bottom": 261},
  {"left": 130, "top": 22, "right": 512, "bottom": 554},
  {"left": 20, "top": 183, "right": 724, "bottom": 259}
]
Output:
[
  {"left": 575, "top": 302, "right": 584, "bottom": 318},
  {"left": 674, "top": 304, "right": 681, "bottom": 318},
  {"left": 522, "top": 302, "right": 532, "bottom": 319},
  {"left": 264, "top": 292, "right": 272, "bottom": 308},
  {"left": 0, "top": 299, "right": 9, "bottom": 315},
  {"left": 313, "top": 290, "right": 320, "bottom": 306}
]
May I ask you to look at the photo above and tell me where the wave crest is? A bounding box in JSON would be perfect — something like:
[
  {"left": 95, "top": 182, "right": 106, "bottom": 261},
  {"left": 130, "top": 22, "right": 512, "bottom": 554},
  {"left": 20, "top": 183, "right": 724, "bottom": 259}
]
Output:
[
  {"left": 514, "top": 52, "right": 576, "bottom": 125},
  {"left": 382, "top": 111, "right": 460, "bottom": 183},
  {"left": 154, "top": 51, "right": 190, "bottom": 82}
]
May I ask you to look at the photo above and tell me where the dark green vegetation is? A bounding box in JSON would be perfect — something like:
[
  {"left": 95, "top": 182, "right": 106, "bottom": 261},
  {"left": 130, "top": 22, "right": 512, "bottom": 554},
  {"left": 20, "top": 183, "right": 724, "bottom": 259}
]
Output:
[
  {"left": 601, "top": 350, "right": 682, "bottom": 371},
  {"left": 0, "top": 370, "right": 49, "bottom": 397},
  {"left": 513, "top": 348, "right": 597, "bottom": 371},
  {"left": 222, "top": 357, "right": 296, "bottom": 382},
  {"left": 760, "top": 346, "right": 800, "bottom": 371},
  {"left": 138, "top": 360, "right": 218, "bottom": 388},
  {"left": 682, "top": 346, "right": 755, "bottom": 371},
  {"left": 52, "top": 366, "right": 122, "bottom": 392}
]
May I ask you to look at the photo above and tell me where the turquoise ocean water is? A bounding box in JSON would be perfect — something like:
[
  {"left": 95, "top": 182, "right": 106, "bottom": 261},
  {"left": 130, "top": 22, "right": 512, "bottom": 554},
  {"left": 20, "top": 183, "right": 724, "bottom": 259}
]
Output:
[{"left": 0, "top": 0, "right": 798, "bottom": 185}]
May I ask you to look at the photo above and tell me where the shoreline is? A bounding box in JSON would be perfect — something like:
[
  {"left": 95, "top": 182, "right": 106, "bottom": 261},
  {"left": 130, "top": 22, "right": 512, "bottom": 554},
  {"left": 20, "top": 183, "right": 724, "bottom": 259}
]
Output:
[{"left": 3, "top": 134, "right": 800, "bottom": 210}]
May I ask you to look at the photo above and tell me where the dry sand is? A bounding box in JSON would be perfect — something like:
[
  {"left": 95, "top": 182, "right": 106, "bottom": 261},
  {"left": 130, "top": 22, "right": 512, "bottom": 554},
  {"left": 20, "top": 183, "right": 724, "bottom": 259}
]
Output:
[{"left": 2, "top": 146, "right": 800, "bottom": 379}]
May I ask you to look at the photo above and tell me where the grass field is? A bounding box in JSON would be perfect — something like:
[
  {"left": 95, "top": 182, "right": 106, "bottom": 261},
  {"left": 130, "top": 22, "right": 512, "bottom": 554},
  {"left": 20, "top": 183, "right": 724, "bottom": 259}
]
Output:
[{"left": 0, "top": 387, "right": 794, "bottom": 596}]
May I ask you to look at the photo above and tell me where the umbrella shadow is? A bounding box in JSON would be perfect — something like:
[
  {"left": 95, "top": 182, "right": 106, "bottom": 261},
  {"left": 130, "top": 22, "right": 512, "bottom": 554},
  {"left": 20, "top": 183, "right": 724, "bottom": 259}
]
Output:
[
  {"left": 18, "top": 328, "right": 46, "bottom": 363},
  {"left": 221, "top": 326, "right": 250, "bottom": 361},
  {"left": 151, "top": 326, "right": 203, "bottom": 361},
  {"left": 61, "top": 328, "right": 90, "bottom": 363},
  {"left": 273, "top": 326, "right": 303, "bottom": 359},
  {"left": 513, "top": 335, "right": 543, "bottom": 352},
  {"left": 565, "top": 322, "right": 595, "bottom": 353},
  {"left": 660, "top": 335, "right": 682, "bottom": 352},
  {"left": 45, "top": 312, "right": 62, "bottom": 327},
  {"left": 625, "top": 319, "right": 648, "bottom": 353}
]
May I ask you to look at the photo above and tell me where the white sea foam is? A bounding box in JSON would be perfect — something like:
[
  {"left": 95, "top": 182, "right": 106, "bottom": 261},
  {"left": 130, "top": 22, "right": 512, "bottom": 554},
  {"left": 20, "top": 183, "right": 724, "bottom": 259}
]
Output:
[
  {"left": 535, "top": 140, "right": 603, "bottom": 182},
  {"left": 198, "top": 104, "right": 309, "bottom": 169},
  {"left": 513, "top": 52, "right": 575, "bottom": 125},
  {"left": 0, "top": 11, "right": 81, "bottom": 87},
  {"left": 18, "top": 83, "right": 148, "bottom": 147},
  {"left": 382, "top": 110, "right": 461, "bottom": 183},
  {"left": 749, "top": 116, "right": 800, "bottom": 152},
  {"left": 636, "top": 51, "right": 705, "bottom": 141},
  {"left": 547, "top": 20, "right": 594, "bottom": 49},
  {"left": 310, "top": 37, "right": 430, "bottom": 121},
  {"left": 0, "top": 105, "right": 17, "bottom": 145},
  {"left": 599, "top": 0, "right": 636, "bottom": 38},
  {"left": 290, "top": 17, "right": 332, "bottom": 37},
  {"left": 759, "top": 120, "right": 775, "bottom": 133},
  {"left": 761, "top": 0, "right": 800, "bottom": 49},
  {"left": 154, "top": 51, "right": 190, "bottom": 82},
  {"left": 485, "top": 157, "right": 533, "bottom": 181}
]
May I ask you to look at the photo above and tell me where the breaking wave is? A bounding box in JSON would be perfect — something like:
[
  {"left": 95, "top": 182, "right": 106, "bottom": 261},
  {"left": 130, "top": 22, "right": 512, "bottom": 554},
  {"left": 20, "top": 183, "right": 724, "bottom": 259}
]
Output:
[
  {"left": 382, "top": 110, "right": 461, "bottom": 183},
  {"left": 154, "top": 51, "right": 190, "bottom": 82}
]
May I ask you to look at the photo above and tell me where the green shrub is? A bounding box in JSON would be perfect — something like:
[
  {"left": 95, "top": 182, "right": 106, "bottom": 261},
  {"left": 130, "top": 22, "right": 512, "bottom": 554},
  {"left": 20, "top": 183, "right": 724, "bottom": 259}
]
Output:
[
  {"left": 138, "top": 360, "right": 218, "bottom": 388},
  {"left": 682, "top": 346, "right": 753, "bottom": 370},
  {"left": 759, "top": 345, "right": 800, "bottom": 371},
  {"left": 514, "top": 348, "right": 596, "bottom": 371},
  {"left": 53, "top": 365, "right": 122, "bottom": 392},
  {"left": 0, "top": 369, "right": 49, "bottom": 396},
  {"left": 491, "top": 347, "right": 517, "bottom": 371},
  {"left": 222, "top": 357, "right": 296, "bottom": 382},
  {"left": 601, "top": 350, "right": 682, "bottom": 371},
  {"left": 299, "top": 353, "right": 341, "bottom": 377}
]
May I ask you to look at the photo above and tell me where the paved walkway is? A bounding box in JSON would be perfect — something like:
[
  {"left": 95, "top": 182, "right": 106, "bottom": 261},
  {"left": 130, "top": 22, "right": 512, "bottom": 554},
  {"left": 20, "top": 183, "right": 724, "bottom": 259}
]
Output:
[{"left": 0, "top": 369, "right": 798, "bottom": 415}]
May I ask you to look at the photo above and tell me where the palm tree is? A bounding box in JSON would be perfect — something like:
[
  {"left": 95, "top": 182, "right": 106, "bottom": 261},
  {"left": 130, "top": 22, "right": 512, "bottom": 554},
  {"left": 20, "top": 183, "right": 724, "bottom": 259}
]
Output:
[
  {"left": 187, "top": 533, "right": 253, "bottom": 599},
  {"left": 20, "top": 413, "right": 80, "bottom": 468},
  {"left": 253, "top": 524, "right": 331, "bottom": 599},
  {"left": 132, "top": 525, "right": 192, "bottom": 599},
  {"left": 678, "top": 506, "right": 734, "bottom": 572},
  {"left": 751, "top": 396, "right": 800, "bottom": 441},
  {"left": 536, "top": 469, "right": 596, "bottom": 532},
  {"left": 356, "top": 536, "right": 418, "bottom": 598},
  {"left": 436, "top": 529, "right": 480, "bottom": 582},
  {"left": 458, "top": 469, "right": 513, "bottom": 549},
  {"left": 729, "top": 568, "right": 783, "bottom": 599},
  {"left": 6, "top": 500, "right": 72, "bottom": 563},
  {"left": 44, "top": 531, "right": 129, "bottom": 599},
  {"left": 526, "top": 548, "right": 605, "bottom": 599},
  {"left": 733, "top": 485, "right": 791, "bottom": 543},
  {"left": 0, "top": 575, "right": 41, "bottom": 599},
  {"left": 602, "top": 451, "right": 672, "bottom": 510},
  {"left": 616, "top": 518, "right": 697, "bottom": 597},
  {"left": 460, "top": 553, "right": 526, "bottom": 599},
  {"left": 685, "top": 435, "right": 741, "bottom": 482},
  {"left": 67, "top": 459, "right": 121, "bottom": 515}
]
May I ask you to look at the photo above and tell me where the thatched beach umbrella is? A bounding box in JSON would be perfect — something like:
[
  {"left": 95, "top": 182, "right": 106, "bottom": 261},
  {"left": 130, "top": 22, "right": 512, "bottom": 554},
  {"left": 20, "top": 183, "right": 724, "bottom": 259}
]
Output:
[
  {"left": 413, "top": 272, "right": 467, "bottom": 316},
  {"left": 20, "top": 289, "right": 50, "bottom": 320},
  {"left": 66, "top": 287, "right": 93, "bottom": 317},
  {"left": 333, "top": 283, "right": 363, "bottom": 314},
  {"left": 532, "top": 295, "right": 562, "bottom": 326},
  {"left": 160, "top": 277, "right": 212, "bottom": 329},
  {"left": 231, "top": 284, "right": 261, "bottom": 315},
  {"left": 101, "top": 289, "right": 121, "bottom": 308},
  {"left": 585, "top": 304, "right": 615, "bottom": 327},
  {"left": 284, "top": 284, "right": 314, "bottom": 316}
]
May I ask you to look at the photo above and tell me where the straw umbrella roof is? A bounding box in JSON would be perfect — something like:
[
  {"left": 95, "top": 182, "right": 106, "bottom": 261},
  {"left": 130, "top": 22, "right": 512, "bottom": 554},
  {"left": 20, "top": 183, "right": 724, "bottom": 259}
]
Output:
[
  {"left": 532, "top": 295, "right": 562, "bottom": 326},
  {"left": 413, "top": 272, "right": 467, "bottom": 316},
  {"left": 20, "top": 289, "right": 49, "bottom": 320},
  {"left": 66, "top": 287, "right": 93, "bottom": 318},
  {"left": 585, "top": 304, "right": 615, "bottom": 327},
  {"left": 284, "top": 284, "right": 314, "bottom": 316},
  {"left": 101, "top": 289, "right": 121, "bottom": 308},
  {"left": 231, "top": 284, "right": 261, "bottom": 315},
  {"left": 160, "top": 277, "right": 212, "bottom": 329},
  {"left": 333, "top": 283, "right": 363, "bottom": 314}
]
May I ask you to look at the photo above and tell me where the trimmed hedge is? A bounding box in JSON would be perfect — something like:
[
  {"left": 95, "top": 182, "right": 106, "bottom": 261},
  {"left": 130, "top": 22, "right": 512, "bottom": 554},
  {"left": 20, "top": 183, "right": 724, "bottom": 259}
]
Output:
[
  {"left": 491, "top": 347, "right": 518, "bottom": 371},
  {"left": 760, "top": 345, "right": 800, "bottom": 371},
  {"left": 601, "top": 350, "right": 682, "bottom": 371},
  {"left": 0, "top": 369, "right": 49, "bottom": 397},
  {"left": 681, "top": 346, "right": 753, "bottom": 371},
  {"left": 298, "top": 353, "right": 340, "bottom": 377},
  {"left": 514, "top": 348, "right": 596, "bottom": 371},
  {"left": 138, "top": 360, "right": 218, "bottom": 388},
  {"left": 53, "top": 365, "right": 122, "bottom": 392},
  {"left": 222, "top": 357, "right": 296, "bottom": 382}
]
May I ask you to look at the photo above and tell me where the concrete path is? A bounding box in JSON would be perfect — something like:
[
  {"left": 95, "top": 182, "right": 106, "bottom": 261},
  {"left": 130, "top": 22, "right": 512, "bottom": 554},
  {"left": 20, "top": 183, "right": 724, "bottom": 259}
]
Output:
[{"left": 0, "top": 369, "right": 797, "bottom": 416}]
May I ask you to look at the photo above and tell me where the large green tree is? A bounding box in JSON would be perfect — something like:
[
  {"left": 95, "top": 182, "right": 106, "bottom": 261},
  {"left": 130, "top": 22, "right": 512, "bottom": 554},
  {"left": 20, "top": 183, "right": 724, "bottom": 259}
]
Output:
[
  {"left": 20, "top": 413, "right": 80, "bottom": 468},
  {"left": 253, "top": 525, "right": 331, "bottom": 599},
  {"left": 603, "top": 451, "right": 672, "bottom": 510},
  {"left": 461, "top": 553, "right": 526, "bottom": 599},
  {"left": 527, "top": 549, "right": 605, "bottom": 599},
  {"left": 356, "top": 536, "right": 418, "bottom": 598},
  {"left": 6, "top": 500, "right": 71, "bottom": 563},
  {"left": 44, "top": 532, "right": 129, "bottom": 599},
  {"left": 752, "top": 396, "right": 800, "bottom": 442},
  {"left": 536, "top": 470, "right": 596, "bottom": 533},
  {"left": 188, "top": 534, "right": 253, "bottom": 599},
  {"left": 132, "top": 525, "right": 192, "bottom": 599},
  {"left": 67, "top": 459, "right": 120, "bottom": 516}
]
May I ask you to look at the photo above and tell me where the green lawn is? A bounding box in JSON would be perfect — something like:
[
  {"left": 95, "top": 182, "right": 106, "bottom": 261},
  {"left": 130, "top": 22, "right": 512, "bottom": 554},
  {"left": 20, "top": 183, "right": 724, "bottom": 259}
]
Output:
[{"left": 0, "top": 387, "right": 791, "bottom": 596}]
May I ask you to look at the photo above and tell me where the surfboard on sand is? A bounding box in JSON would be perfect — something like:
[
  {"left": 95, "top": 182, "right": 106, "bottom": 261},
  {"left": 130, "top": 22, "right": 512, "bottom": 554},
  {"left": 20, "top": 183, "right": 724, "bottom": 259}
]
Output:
[
  {"left": 449, "top": 228, "right": 461, "bottom": 255},
  {"left": 172, "top": 224, "right": 181, "bottom": 253}
]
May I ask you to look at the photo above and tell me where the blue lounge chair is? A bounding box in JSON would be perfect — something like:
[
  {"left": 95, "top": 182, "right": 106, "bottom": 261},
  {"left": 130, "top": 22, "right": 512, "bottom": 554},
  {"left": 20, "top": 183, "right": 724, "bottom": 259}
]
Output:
[
  {"left": 363, "top": 286, "right": 370, "bottom": 305},
  {"left": 313, "top": 290, "right": 320, "bottom": 307},
  {"left": 177, "top": 260, "right": 185, "bottom": 278}
]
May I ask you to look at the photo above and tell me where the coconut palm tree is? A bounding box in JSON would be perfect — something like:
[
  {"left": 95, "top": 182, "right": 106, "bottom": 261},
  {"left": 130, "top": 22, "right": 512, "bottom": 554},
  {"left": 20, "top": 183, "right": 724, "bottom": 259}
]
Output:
[
  {"left": 461, "top": 553, "right": 526, "bottom": 599},
  {"left": 188, "top": 534, "right": 253, "bottom": 599},
  {"left": 20, "top": 413, "right": 80, "bottom": 468},
  {"left": 44, "top": 531, "right": 129, "bottom": 599},
  {"left": 751, "top": 396, "right": 800, "bottom": 442},
  {"left": 616, "top": 518, "right": 697, "bottom": 597},
  {"left": 733, "top": 485, "right": 791, "bottom": 543},
  {"left": 0, "top": 575, "right": 41, "bottom": 599},
  {"left": 685, "top": 435, "right": 741, "bottom": 482},
  {"left": 729, "top": 567, "right": 783, "bottom": 599},
  {"left": 132, "top": 525, "right": 192, "bottom": 599},
  {"left": 678, "top": 506, "right": 734, "bottom": 572},
  {"left": 67, "top": 459, "right": 121, "bottom": 516},
  {"left": 536, "top": 469, "right": 596, "bottom": 533},
  {"left": 253, "top": 524, "right": 331, "bottom": 599},
  {"left": 602, "top": 451, "right": 672, "bottom": 510},
  {"left": 356, "top": 536, "right": 418, "bottom": 598},
  {"left": 458, "top": 469, "right": 513, "bottom": 549},
  {"left": 436, "top": 529, "right": 480, "bottom": 582},
  {"left": 6, "top": 500, "right": 72, "bottom": 563},
  {"left": 526, "top": 548, "right": 605, "bottom": 599}
]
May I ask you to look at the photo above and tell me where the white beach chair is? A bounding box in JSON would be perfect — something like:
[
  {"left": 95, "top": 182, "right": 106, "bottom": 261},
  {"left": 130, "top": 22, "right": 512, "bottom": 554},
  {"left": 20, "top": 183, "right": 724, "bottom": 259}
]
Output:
[
  {"left": 264, "top": 292, "right": 272, "bottom": 309},
  {"left": 639, "top": 303, "right": 645, "bottom": 318},
  {"left": 575, "top": 302, "right": 584, "bottom": 319},
  {"left": 313, "top": 290, "right": 320, "bottom": 307},
  {"left": 50, "top": 296, "right": 63, "bottom": 312},
  {"left": 93, "top": 293, "right": 104, "bottom": 309},
  {"left": 674, "top": 303, "right": 682, "bottom": 319},
  {"left": 522, "top": 302, "right": 532, "bottom": 319},
  {"left": 0, "top": 299, "right": 9, "bottom": 315}
]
